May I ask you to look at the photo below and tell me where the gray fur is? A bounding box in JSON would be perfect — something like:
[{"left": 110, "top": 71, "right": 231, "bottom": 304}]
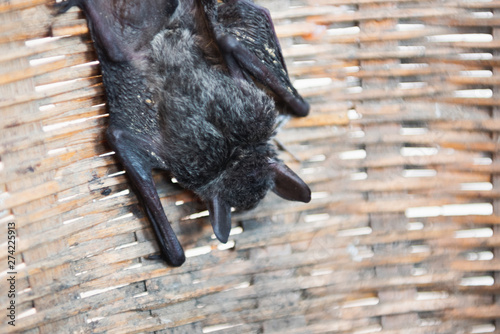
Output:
[{"left": 150, "top": 27, "right": 277, "bottom": 209}]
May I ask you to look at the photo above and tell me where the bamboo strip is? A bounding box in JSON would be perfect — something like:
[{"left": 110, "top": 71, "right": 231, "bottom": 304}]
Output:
[{"left": 2, "top": 0, "right": 500, "bottom": 332}]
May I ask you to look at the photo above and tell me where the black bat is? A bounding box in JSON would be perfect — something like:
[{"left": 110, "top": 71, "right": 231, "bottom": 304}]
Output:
[{"left": 57, "top": 0, "right": 311, "bottom": 266}]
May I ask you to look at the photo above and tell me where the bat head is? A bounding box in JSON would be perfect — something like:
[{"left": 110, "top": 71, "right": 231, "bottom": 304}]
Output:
[{"left": 199, "top": 146, "right": 311, "bottom": 243}]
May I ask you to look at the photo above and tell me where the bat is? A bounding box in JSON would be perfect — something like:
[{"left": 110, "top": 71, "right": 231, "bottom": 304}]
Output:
[{"left": 57, "top": 0, "right": 311, "bottom": 266}]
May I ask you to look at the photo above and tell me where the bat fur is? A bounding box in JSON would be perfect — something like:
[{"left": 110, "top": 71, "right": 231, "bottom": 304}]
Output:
[{"left": 56, "top": 0, "right": 311, "bottom": 266}]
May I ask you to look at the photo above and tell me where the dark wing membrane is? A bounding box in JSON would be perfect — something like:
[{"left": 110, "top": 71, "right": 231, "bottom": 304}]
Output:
[
  {"left": 218, "top": 0, "right": 287, "bottom": 73},
  {"left": 58, "top": 0, "right": 178, "bottom": 62},
  {"left": 216, "top": 0, "right": 309, "bottom": 116}
]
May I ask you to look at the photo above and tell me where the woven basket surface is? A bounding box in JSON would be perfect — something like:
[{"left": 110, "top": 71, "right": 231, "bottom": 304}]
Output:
[{"left": 1, "top": 0, "right": 500, "bottom": 333}]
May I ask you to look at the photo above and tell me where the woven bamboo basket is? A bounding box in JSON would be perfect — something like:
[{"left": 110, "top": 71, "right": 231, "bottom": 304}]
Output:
[{"left": 2, "top": 0, "right": 500, "bottom": 332}]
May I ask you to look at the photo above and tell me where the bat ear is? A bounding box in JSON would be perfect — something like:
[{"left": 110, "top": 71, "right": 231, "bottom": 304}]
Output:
[
  {"left": 270, "top": 161, "right": 311, "bottom": 203},
  {"left": 207, "top": 196, "right": 232, "bottom": 243}
]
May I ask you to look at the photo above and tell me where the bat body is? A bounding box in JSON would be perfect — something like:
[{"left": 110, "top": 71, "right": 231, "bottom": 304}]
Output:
[{"left": 58, "top": 0, "right": 311, "bottom": 266}]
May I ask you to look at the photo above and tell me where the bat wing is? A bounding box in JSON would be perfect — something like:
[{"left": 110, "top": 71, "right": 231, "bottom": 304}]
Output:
[
  {"left": 203, "top": 0, "right": 309, "bottom": 117},
  {"left": 107, "top": 127, "right": 186, "bottom": 266},
  {"left": 58, "top": 0, "right": 179, "bottom": 62},
  {"left": 58, "top": 0, "right": 186, "bottom": 266}
]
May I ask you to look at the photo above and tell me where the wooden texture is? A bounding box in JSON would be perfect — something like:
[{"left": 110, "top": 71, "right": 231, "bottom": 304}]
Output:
[{"left": 1, "top": 0, "right": 500, "bottom": 333}]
